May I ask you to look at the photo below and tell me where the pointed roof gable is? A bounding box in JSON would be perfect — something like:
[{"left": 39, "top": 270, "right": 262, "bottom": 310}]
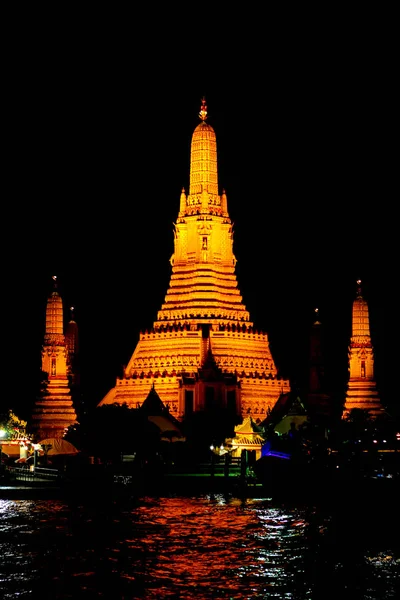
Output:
[
  {"left": 234, "top": 416, "right": 264, "bottom": 436},
  {"left": 228, "top": 416, "right": 266, "bottom": 447},
  {"left": 139, "top": 384, "right": 185, "bottom": 440},
  {"left": 260, "top": 392, "right": 307, "bottom": 431},
  {"left": 140, "top": 384, "right": 167, "bottom": 415}
]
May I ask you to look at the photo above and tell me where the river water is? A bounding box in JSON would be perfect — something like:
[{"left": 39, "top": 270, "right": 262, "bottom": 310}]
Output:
[{"left": 0, "top": 491, "right": 399, "bottom": 599}]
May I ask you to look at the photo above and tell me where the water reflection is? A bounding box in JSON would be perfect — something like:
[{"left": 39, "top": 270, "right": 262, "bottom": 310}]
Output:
[{"left": 0, "top": 494, "right": 398, "bottom": 599}]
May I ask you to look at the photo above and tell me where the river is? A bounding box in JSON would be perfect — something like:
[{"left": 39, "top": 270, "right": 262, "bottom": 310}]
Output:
[{"left": 0, "top": 492, "right": 398, "bottom": 599}]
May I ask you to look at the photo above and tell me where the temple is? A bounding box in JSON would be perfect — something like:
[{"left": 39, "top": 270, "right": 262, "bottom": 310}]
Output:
[
  {"left": 98, "top": 99, "right": 290, "bottom": 422},
  {"left": 30, "top": 276, "right": 79, "bottom": 440},
  {"left": 343, "top": 279, "right": 384, "bottom": 418}
]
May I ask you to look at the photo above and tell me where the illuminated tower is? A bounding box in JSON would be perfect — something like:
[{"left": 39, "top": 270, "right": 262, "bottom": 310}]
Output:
[
  {"left": 98, "top": 99, "right": 290, "bottom": 423},
  {"left": 31, "top": 276, "right": 78, "bottom": 440},
  {"left": 343, "top": 280, "right": 384, "bottom": 418}
]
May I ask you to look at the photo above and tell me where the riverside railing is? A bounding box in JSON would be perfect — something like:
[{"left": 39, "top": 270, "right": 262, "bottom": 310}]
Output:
[{"left": 6, "top": 466, "right": 61, "bottom": 483}]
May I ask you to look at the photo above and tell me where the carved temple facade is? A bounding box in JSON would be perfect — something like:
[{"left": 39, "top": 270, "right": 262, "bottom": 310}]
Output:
[{"left": 98, "top": 99, "right": 290, "bottom": 423}]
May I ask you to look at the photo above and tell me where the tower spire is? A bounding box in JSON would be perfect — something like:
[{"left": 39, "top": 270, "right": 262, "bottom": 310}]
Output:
[
  {"left": 199, "top": 97, "right": 207, "bottom": 121},
  {"left": 343, "top": 279, "right": 384, "bottom": 418},
  {"left": 187, "top": 97, "right": 219, "bottom": 207},
  {"left": 31, "top": 276, "right": 78, "bottom": 440},
  {"left": 45, "top": 275, "right": 63, "bottom": 338}
]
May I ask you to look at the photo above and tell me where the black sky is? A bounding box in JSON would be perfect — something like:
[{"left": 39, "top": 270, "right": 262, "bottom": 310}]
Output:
[{"left": 5, "top": 30, "right": 387, "bottom": 420}]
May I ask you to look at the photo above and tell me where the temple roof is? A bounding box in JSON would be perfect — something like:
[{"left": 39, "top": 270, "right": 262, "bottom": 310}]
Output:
[
  {"left": 140, "top": 384, "right": 167, "bottom": 415},
  {"left": 139, "top": 384, "right": 185, "bottom": 440}
]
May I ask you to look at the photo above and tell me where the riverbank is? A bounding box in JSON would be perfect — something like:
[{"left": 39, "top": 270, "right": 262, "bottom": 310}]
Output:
[{"left": 1, "top": 456, "right": 398, "bottom": 504}]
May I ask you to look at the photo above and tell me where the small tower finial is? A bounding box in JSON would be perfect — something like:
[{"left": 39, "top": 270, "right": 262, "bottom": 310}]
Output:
[{"left": 199, "top": 97, "right": 207, "bottom": 121}]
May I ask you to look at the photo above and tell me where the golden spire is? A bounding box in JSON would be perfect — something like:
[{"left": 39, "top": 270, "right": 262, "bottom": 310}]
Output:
[
  {"left": 32, "top": 276, "right": 78, "bottom": 439},
  {"left": 178, "top": 187, "right": 186, "bottom": 216},
  {"left": 352, "top": 279, "right": 371, "bottom": 339},
  {"left": 189, "top": 97, "right": 219, "bottom": 204},
  {"left": 159, "top": 100, "right": 247, "bottom": 325},
  {"left": 199, "top": 97, "right": 207, "bottom": 121},
  {"left": 45, "top": 275, "right": 64, "bottom": 337},
  {"left": 343, "top": 279, "right": 383, "bottom": 417}
]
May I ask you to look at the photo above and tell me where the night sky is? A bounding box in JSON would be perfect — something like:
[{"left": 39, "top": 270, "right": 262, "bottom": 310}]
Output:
[{"left": 5, "top": 41, "right": 386, "bottom": 421}]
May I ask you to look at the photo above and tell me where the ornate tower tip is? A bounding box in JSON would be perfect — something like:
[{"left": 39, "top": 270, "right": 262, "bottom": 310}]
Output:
[{"left": 199, "top": 97, "right": 207, "bottom": 121}]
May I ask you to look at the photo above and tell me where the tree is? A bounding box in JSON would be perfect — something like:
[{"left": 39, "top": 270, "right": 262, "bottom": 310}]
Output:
[{"left": 0, "top": 409, "right": 28, "bottom": 438}]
